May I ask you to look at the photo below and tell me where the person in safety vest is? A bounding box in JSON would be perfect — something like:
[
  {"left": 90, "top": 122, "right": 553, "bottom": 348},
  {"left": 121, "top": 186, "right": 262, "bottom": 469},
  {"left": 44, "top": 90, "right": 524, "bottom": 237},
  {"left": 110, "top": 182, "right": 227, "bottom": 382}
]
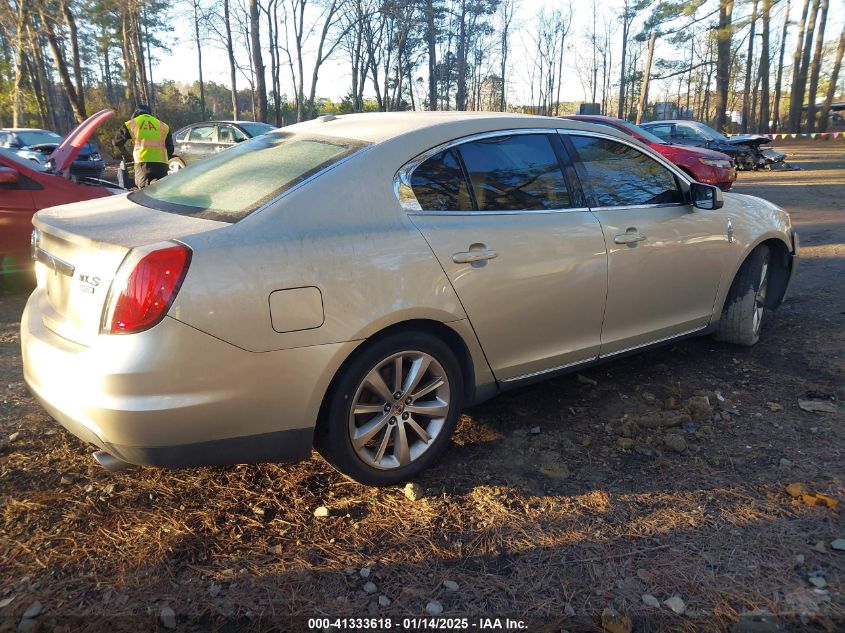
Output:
[{"left": 112, "top": 104, "right": 174, "bottom": 189}]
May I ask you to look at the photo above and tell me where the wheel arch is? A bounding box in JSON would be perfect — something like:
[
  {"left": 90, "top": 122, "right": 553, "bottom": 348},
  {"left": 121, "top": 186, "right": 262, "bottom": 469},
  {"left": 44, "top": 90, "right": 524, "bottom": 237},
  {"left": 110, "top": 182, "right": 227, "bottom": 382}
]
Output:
[
  {"left": 714, "top": 234, "right": 793, "bottom": 321},
  {"left": 312, "top": 318, "right": 492, "bottom": 443}
]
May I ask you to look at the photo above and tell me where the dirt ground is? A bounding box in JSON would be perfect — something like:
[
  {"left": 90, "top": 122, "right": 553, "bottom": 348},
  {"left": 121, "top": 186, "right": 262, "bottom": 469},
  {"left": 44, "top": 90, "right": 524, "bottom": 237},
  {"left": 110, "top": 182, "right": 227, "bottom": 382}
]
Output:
[{"left": 1, "top": 140, "right": 843, "bottom": 633}]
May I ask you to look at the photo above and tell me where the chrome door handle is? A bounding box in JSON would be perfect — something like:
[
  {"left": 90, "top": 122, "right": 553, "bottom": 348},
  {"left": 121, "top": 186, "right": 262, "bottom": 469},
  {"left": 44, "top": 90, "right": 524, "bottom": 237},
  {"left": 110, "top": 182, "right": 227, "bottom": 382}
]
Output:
[
  {"left": 452, "top": 249, "right": 498, "bottom": 264},
  {"left": 614, "top": 233, "right": 647, "bottom": 244}
]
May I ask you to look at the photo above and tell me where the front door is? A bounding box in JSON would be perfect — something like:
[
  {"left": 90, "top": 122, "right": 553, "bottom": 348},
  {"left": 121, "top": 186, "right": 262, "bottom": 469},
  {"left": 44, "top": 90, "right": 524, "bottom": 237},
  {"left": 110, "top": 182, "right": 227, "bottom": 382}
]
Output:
[
  {"left": 566, "top": 134, "right": 731, "bottom": 357},
  {"left": 405, "top": 132, "right": 608, "bottom": 382},
  {"left": 180, "top": 124, "right": 216, "bottom": 164}
]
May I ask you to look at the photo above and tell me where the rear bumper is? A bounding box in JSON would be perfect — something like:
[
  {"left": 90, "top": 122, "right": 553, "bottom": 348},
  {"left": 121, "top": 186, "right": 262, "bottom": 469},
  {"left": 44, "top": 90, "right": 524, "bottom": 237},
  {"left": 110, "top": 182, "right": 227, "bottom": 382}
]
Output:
[{"left": 21, "top": 291, "right": 357, "bottom": 467}]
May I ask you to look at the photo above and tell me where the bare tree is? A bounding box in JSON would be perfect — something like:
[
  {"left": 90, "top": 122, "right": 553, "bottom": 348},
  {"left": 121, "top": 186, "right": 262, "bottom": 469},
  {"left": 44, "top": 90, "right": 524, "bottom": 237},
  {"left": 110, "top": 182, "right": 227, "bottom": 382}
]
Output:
[
  {"left": 818, "top": 26, "right": 844, "bottom": 131},
  {"left": 636, "top": 31, "right": 656, "bottom": 124},
  {"left": 787, "top": 0, "right": 812, "bottom": 130},
  {"left": 741, "top": 0, "right": 758, "bottom": 132},
  {"left": 713, "top": 0, "right": 735, "bottom": 131},
  {"left": 224, "top": 0, "right": 240, "bottom": 119},
  {"left": 248, "top": 0, "right": 267, "bottom": 121},
  {"left": 772, "top": 0, "right": 791, "bottom": 130},
  {"left": 758, "top": 0, "right": 771, "bottom": 132},
  {"left": 805, "top": 0, "right": 828, "bottom": 131}
]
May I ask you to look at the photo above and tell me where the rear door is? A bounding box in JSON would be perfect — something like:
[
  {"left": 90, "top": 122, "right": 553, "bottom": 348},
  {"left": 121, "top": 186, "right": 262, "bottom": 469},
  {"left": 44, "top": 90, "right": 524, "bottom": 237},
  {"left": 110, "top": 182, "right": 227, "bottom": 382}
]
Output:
[
  {"left": 405, "top": 131, "right": 608, "bottom": 382},
  {"left": 180, "top": 124, "right": 216, "bottom": 164},
  {"left": 214, "top": 124, "right": 246, "bottom": 154},
  {"left": 565, "top": 133, "right": 730, "bottom": 357}
]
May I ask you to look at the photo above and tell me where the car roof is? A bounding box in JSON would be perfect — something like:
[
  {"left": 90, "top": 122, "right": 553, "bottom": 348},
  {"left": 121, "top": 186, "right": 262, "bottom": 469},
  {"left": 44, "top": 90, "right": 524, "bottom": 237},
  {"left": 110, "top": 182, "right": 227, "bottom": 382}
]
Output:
[
  {"left": 0, "top": 128, "right": 55, "bottom": 133},
  {"left": 282, "top": 111, "right": 631, "bottom": 145}
]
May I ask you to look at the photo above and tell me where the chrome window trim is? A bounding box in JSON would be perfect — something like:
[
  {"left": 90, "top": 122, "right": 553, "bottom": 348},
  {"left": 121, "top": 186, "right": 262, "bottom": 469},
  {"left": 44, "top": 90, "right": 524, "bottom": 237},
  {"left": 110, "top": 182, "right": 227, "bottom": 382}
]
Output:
[{"left": 394, "top": 126, "right": 693, "bottom": 214}]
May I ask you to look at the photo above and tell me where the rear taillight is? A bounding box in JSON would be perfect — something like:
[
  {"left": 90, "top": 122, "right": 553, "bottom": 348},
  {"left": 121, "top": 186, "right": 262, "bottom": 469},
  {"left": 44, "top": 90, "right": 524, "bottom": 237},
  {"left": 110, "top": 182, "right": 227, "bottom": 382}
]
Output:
[{"left": 102, "top": 244, "right": 192, "bottom": 334}]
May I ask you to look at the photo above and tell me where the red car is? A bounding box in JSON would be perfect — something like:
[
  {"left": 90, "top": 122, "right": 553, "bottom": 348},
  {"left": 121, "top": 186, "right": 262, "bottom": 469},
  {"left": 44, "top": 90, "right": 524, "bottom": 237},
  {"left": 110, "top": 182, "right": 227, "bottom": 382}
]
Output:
[
  {"left": 564, "top": 115, "right": 737, "bottom": 191},
  {"left": 0, "top": 110, "right": 116, "bottom": 278}
]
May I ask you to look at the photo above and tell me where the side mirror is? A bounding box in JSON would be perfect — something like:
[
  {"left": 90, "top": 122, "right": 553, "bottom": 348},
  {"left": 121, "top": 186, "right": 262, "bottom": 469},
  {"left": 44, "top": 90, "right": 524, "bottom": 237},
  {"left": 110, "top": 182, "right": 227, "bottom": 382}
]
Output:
[
  {"left": 691, "top": 182, "right": 724, "bottom": 210},
  {"left": 0, "top": 166, "right": 20, "bottom": 186}
]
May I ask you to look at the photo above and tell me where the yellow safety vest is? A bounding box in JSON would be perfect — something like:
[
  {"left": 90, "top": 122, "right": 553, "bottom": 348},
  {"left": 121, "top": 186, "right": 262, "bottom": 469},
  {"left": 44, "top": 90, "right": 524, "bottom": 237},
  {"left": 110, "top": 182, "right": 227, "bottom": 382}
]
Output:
[{"left": 126, "top": 114, "right": 169, "bottom": 164}]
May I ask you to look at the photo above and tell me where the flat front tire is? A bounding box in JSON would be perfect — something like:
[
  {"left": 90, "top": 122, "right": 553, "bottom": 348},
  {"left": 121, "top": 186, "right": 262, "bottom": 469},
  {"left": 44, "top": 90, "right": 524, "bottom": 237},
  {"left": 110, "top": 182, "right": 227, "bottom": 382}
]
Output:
[
  {"left": 315, "top": 331, "right": 464, "bottom": 486},
  {"left": 716, "top": 245, "right": 771, "bottom": 346}
]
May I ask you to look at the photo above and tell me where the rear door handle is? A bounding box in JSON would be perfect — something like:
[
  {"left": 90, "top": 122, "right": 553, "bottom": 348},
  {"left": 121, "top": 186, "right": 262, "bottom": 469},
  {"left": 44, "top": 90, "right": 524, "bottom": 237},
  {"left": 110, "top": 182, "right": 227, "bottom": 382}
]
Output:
[
  {"left": 614, "top": 232, "right": 647, "bottom": 244},
  {"left": 452, "top": 249, "right": 498, "bottom": 264}
]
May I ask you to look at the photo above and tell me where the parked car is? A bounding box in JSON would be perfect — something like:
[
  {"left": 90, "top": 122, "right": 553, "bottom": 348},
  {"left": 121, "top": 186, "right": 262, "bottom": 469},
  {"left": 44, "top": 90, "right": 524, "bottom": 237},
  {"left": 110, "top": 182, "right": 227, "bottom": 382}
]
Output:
[
  {"left": 1, "top": 110, "right": 117, "bottom": 279},
  {"left": 0, "top": 128, "right": 106, "bottom": 179},
  {"left": 22, "top": 113, "right": 798, "bottom": 485},
  {"left": 169, "top": 120, "right": 275, "bottom": 172},
  {"left": 565, "top": 115, "right": 737, "bottom": 190},
  {"left": 640, "top": 120, "right": 786, "bottom": 170}
]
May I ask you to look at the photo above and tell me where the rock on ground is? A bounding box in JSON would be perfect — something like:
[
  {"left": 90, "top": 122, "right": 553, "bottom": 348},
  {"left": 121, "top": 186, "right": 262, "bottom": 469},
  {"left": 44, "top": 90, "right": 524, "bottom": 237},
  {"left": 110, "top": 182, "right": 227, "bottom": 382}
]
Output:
[
  {"left": 426, "top": 600, "right": 444, "bottom": 615},
  {"left": 22, "top": 602, "right": 42, "bottom": 619},
  {"left": 313, "top": 506, "right": 329, "bottom": 517},
  {"left": 642, "top": 594, "right": 660, "bottom": 607},
  {"left": 663, "top": 596, "right": 686, "bottom": 614},
  {"left": 159, "top": 606, "right": 176, "bottom": 630},
  {"left": 404, "top": 482, "right": 424, "bottom": 501},
  {"left": 600, "top": 607, "right": 632, "bottom": 633}
]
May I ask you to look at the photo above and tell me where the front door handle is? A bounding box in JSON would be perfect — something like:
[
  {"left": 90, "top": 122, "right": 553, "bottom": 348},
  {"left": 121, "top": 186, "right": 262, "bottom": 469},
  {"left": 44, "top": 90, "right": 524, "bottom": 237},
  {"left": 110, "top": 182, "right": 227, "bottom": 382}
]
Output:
[
  {"left": 614, "top": 232, "right": 647, "bottom": 245},
  {"left": 452, "top": 249, "right": 498, "bottom": 264}
]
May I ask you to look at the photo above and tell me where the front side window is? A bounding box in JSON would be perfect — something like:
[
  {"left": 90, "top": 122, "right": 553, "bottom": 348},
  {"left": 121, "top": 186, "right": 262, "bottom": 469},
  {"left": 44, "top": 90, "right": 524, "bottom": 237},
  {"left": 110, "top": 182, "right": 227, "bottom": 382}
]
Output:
[
  {"left": 569, "top": 136, "right": 683, "bottom": 208},
  {"left": 676, "top": 125, "right": 709, "bottom": 142},
  {"left": 458, "top": 134, "right": 571, "bottom": 211},
  {"left": 188, "top": 126, "right": 215, "bottom": 142},
  {"left": 132, "top": 132, "right": 367, "bottom": 222},
  {"left": 410, "top": 149, "right": 472, "bottom": 211}
]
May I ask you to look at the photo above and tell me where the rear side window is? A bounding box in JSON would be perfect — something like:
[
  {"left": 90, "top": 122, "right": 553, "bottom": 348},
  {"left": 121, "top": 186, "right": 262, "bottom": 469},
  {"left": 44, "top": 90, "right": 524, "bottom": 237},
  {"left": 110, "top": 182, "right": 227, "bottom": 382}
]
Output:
[
  {"left": 132, "top": 132, "right": 368, "bottom": 222},
  {"left": 458, "top": 134, "right": 571, "bottom": 211},
  {"left": 188, "top": 126, "right": 214, "bottom": 142},
  {"left": 410, "top": 149, "right": 472, "bottom": 211},
  {"left": 570, "top": 136, "right": 683, "bottom": 207}
]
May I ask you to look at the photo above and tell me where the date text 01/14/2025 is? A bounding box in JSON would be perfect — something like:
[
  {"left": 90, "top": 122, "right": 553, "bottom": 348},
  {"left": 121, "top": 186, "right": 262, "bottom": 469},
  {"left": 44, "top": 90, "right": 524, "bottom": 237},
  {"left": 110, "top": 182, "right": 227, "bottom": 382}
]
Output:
[{"left": 307, "top": 617, "right": 528, "bottom": 630}]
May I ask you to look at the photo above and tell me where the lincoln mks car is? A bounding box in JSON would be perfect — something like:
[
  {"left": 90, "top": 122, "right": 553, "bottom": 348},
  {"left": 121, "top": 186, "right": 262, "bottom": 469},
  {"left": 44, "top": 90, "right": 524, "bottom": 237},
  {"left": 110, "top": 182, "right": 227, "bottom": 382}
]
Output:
[{"left": 21, "top": 112, "right": 798, "bottom": 485}]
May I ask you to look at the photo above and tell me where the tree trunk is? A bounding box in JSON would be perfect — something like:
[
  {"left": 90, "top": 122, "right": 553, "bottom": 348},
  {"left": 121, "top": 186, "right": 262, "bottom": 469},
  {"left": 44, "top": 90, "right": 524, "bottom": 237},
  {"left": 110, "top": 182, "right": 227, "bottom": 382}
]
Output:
[
  {"left": 772, "top": 0, "right": 790, "bottom": 130},
  {"left": 818, "top": 26, "right": 844, "bottom": 131},
  {"left": 758, "top": 0, "right": 770, "bottom": 132},
  {"left": 61, "top": 0, "right": 86, "bottom": 116},
  {"left": 635, "top": 31, "right": 656, "bottom": 124},
  {"left": 12, "top": 0, "right": 28, "bottom": 127},
  {"left": 741, "top": 0, "right": 758, "bottom": 133},
  {"left": 787, "top": 0, "right": 812, "bottom": 130},
  {"left": 192, "top": 0, "right": 206, "bottom": 116},
  {"left": 805, "top": 0, "right": 829, "bottom": 131},
  {"left": 617, "top": 2, "right": 630, "bottom": 119},
  {"left": 794, "top": 0, "right": 821, "bottom": 131},
  {"left": 249, "top": 0, "right": 267, "bottom": 121},
  {"left": 713, "top": 0, "right": 735, "bottom": 131},
  {"left": 121, "top": 8, "right": 138, "bottom": 104},
  {"left": 40, "top": 7, "right": 86, "bottom": 123},
  {"left": 223, "top": 0, "right": 240, "bottom": 119},
  {"left": 455, "top": 0, "right": 467, "bottom": 110},
  {"left": 426, "top": 0, "right": 437, "bottom": 110}
]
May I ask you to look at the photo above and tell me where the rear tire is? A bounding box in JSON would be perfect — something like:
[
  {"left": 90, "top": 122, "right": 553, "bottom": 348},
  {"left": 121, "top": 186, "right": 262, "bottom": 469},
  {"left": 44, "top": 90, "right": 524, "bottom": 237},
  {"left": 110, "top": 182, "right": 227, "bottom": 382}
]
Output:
[
  {"left": 315, "top": 331, "right": 464, "bottom": 486},
  {"left": 716, "top": 245, "right": 771, "bottom": 346}
]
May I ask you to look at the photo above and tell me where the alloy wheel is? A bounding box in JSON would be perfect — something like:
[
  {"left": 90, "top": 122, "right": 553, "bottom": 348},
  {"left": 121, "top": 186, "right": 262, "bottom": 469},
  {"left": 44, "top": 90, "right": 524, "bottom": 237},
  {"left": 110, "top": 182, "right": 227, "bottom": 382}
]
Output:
[
  {"left": 753, "top": 257, "right": 770, "bottom": 334},
  {"left": 348, "top": 351, "right": 451, "bottom": 471}
]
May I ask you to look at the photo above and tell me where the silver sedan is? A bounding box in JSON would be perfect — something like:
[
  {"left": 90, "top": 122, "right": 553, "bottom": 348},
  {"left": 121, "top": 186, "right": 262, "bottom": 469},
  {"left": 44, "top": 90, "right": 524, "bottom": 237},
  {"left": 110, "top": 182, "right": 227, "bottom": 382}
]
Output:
[{"left": 21, "top": 113, "right": 798, "bottom": 485}]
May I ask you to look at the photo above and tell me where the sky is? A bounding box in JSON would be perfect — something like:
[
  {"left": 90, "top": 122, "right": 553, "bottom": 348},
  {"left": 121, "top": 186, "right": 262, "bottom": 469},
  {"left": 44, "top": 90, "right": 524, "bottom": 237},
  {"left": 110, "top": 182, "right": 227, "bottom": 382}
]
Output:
[{"left": 153, "top": 0, "right": 843, "bottom": 110}]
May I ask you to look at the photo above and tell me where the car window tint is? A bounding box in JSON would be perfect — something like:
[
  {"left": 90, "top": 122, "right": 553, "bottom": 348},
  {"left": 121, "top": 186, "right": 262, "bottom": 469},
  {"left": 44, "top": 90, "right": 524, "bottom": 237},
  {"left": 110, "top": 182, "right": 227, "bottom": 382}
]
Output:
[
  {"left": 410, "top": 149, "right": 472, "bottom": 211},
  {"left": 644, "top": 124, "right": 673, "bottom": 139},
  {"left": 570, "top": 136, "right": 683, "bottom": 207},
  {"left": 217, "top": 126, "right": 237, "bottom": 143},
  {"left": 188, "top": 126, "right": 214, "bottom": 142},
  {"left": 457, "top": 134, "right": 571, "bottom": 211}
]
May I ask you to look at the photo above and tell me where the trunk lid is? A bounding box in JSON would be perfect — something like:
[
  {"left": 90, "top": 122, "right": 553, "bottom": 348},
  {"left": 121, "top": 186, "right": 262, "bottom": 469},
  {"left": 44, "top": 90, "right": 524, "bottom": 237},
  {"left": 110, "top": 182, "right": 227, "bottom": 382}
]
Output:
[{"left": 32, "top": 195, "right": 228, "bottom": 346}]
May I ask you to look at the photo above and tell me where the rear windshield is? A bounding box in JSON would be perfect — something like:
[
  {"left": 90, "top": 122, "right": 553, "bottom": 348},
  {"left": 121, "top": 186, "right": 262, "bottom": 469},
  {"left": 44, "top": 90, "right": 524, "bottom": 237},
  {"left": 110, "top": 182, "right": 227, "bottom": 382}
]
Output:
[
  {"left": 130, "top": 131, "right": 367, "bottom": 222},
  {"left": 239, "top": 122, "right": 275, "bottom": 137}
]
